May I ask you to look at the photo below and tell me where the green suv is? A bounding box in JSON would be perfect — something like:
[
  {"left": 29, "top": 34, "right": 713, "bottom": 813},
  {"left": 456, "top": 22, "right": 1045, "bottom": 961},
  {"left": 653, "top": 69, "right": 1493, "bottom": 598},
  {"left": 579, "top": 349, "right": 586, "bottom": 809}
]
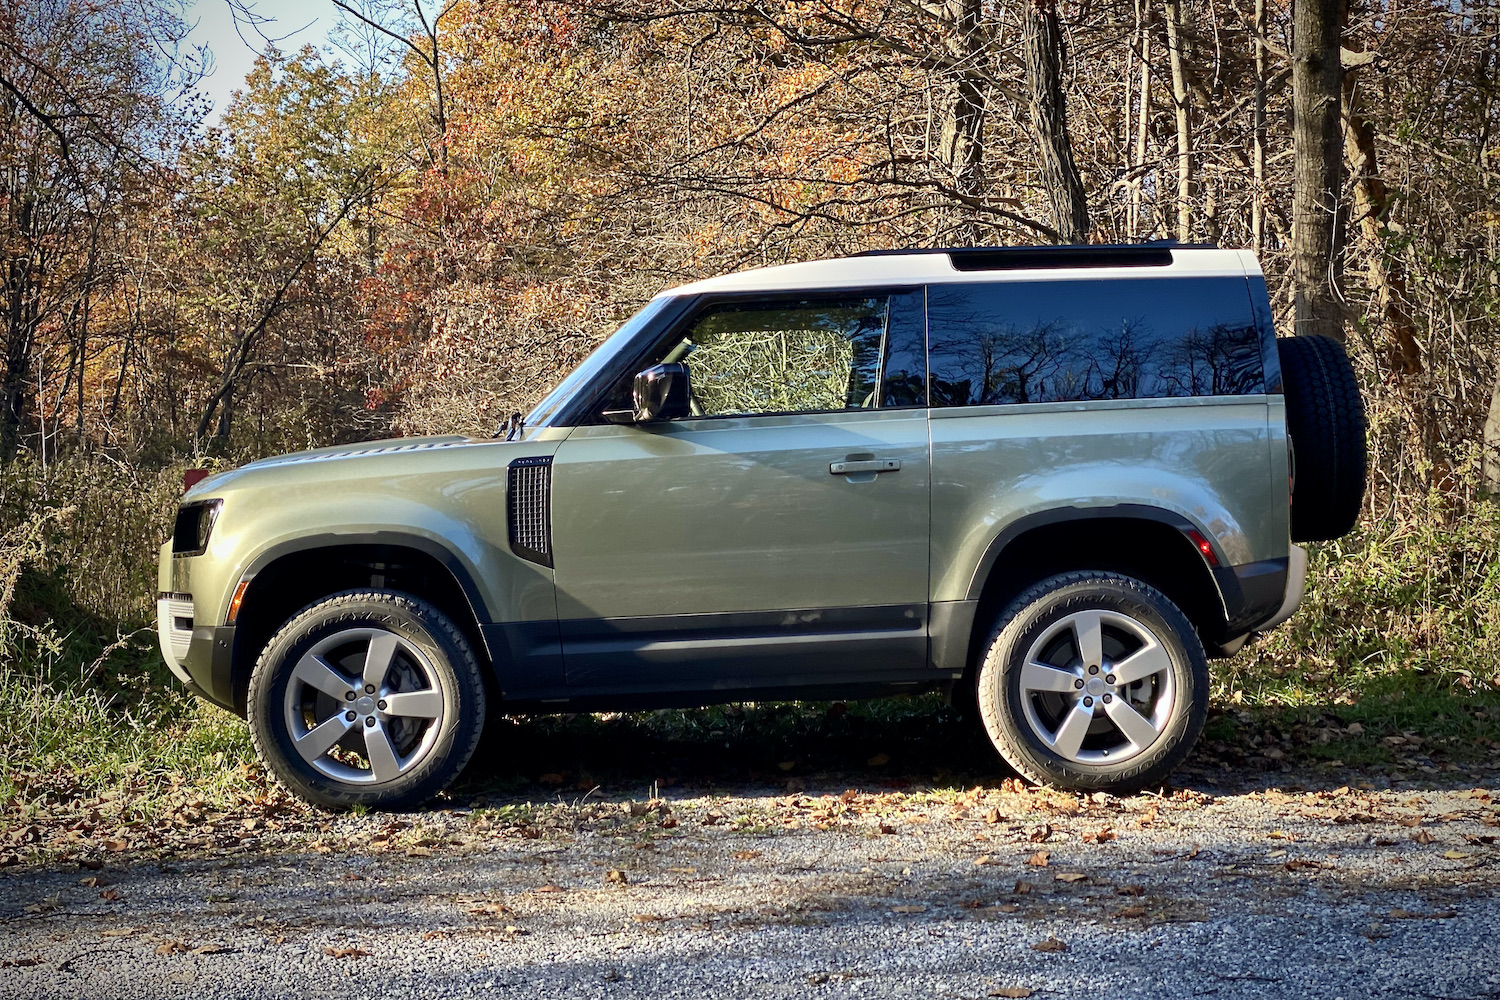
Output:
[{"left": 157, "top": 245, "right": 1366, "bottom": 808}]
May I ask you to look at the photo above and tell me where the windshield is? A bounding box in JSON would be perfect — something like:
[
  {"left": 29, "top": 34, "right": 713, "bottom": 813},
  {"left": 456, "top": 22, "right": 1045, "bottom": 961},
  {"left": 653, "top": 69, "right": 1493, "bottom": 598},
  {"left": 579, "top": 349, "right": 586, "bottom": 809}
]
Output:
[{"left": 524, "top": 296, "right": 673, "bottom": 428}]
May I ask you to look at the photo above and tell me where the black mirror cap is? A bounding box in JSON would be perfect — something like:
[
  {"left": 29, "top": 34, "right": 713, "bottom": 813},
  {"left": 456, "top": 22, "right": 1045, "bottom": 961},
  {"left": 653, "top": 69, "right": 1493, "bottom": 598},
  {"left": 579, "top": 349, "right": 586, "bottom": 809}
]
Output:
[{"left": 632, "top": 363, "right": 691, "bottom": 421}]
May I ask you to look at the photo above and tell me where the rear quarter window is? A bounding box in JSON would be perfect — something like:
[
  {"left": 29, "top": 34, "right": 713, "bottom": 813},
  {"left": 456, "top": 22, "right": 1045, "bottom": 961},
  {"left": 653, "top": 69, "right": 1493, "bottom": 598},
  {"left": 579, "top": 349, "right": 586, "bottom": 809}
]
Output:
[{"left": 926, "top": 276, "right": 1265, "bottom": 406}]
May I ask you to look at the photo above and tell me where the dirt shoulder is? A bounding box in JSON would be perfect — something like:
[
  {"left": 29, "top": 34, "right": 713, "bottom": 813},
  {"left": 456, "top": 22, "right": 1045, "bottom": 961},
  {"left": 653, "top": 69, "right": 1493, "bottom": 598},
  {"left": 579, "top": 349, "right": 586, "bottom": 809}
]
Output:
[{"left": 3, "top": 767, "right": 1498, "bottom": 999}]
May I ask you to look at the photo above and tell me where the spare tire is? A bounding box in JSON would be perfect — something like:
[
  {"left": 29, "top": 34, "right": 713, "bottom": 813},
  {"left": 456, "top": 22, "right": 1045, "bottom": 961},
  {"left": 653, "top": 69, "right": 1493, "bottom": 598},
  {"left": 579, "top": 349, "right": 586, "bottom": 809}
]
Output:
[{"left": 1277, "top": 335, "right": 1367, "bottom": 542}]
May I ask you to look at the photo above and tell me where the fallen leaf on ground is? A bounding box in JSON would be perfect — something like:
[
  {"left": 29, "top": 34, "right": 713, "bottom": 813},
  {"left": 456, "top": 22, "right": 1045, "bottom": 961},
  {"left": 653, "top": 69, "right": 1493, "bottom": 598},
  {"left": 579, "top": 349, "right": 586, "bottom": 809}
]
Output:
[
  {"left": 322, "top": 946, "right": 371, "bottom": 959},
  {"left": 988, "top": 988, "right": 1033, "bottom": 998},
  {"left": 536, "top": 885, "right": 566, "bottom": 893},
  {"left": 984, "top": 808, "right": 1001, "bottom": 825},
  {"left": 879, "top": 823, "right": 897, "bottom": 835},
  {"left": 1116, "top": 885, "right": 1145, "bottom": 896},
  {"left": 192, "top": 944, "right": 226, "bottom": 955},
  {"left": 606, "top": 869, "right": 628, "bottom": 884},
  {"left": 1013, "top": 881, "right": 1035, "bottom": 895},
  {"left": 733, "top": 850, "right": 762, "bottom": 860},
  {"left": 1031, "top": 937, "right": 1068, "bottom": 953},
  {"left": 1028, "top": 824, "right": 1052, "bottom": 843},
  {"left": 1054, "top": 873, "right": 1087, "bottom": 883},
  {"left": 1113, "top": 905, "right": 1147, "bottom": 919},
  {"left": 0, "top": 958, "right": 42, "bottom": 969},
  {"left": 79, "top": 877, "right": 103, "bottom": 888},
  {"left": 1025, "top": 851, "right": 1050, "bottom": 867},
  {"left": 891, "top": 905, "right": 927, "bottom": 914},
  {"left": 1388, "top": 908, "right": 1458, "bottom": 920},
  {"left": 666, "top": 867, "right": 697, "bottom": 874},
  {"left": 1086, "top": 828, "right": 1116, "bottom": 844},
  {"left": 155, "top": 941, "right": 188, "bottom": 956},
  {"left": 974, "top": 855, "right": 996, "bottom": 866},
  {"left": 1410, "top": 830, "right": 1436, "bottom": 845},
  {"left": 631, "top": 914, "right": 664, "bottom": 923},
  {"left": 1442, "top": 850, "right": 1472, "bottom": 860},
  {"left": 100, "top": 928, "right": 137, "bottom": 937}
]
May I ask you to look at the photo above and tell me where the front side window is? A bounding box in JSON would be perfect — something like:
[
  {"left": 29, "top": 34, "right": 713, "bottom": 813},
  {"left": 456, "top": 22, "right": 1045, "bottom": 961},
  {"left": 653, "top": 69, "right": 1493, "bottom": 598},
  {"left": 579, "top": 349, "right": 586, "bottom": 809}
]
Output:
[
  {"left": 926, "top": 277, "right": 1265, "bottom": 407},
  {"left": 606, "top": 291, "right": 925, "bottom": 419}
]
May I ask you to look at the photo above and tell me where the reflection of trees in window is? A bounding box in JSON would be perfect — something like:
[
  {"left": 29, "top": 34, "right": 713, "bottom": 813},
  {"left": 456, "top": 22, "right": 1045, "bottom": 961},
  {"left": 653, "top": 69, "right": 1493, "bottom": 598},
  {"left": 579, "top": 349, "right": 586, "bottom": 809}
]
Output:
[
  {"left": 1154, "top": 323, "right": 1264, "bottom": 397},
  {"left": 681, "top": 299, "right": 887, "bottom": 416},
  {"left": 927, "top": 279, "right": 1265, "bottom": 406}
]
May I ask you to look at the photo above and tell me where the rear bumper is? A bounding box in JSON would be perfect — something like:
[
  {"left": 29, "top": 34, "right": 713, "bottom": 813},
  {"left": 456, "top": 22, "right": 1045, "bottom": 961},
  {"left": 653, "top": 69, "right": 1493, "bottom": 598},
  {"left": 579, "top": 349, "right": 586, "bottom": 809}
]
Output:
[
  {"left": 156, "top": 594, "right": 239, "bottom": 713},
  {"left": 1256, "top": 543, "right": 1308, "bottom": 632}
]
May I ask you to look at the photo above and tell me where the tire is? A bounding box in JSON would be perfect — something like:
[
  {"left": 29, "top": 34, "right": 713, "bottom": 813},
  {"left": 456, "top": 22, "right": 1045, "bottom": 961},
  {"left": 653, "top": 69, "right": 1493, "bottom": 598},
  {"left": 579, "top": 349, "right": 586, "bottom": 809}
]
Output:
[
  {"left": 1277, "top": 335, "right": 1367, "bottom": 541},
  {"left": 976, "top": 572, "right": 1208, "bottom": 793},
  {"left": 247, "top": 590, "right": 486, "bottom": 810}
]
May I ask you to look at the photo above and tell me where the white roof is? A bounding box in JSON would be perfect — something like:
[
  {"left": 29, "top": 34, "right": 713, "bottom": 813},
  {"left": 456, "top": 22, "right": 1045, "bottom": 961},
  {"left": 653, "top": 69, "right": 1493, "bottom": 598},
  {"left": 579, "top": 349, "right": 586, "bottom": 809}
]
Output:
[{"left": 663, "top": 247, "right": 1260, "bottom": 298}]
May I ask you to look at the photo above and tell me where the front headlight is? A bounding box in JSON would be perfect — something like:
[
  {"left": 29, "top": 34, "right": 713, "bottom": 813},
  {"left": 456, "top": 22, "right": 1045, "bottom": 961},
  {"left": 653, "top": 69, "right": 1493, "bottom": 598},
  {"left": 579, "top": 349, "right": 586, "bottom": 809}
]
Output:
[{"left": 172, "top": 499, "right": 222, "bottom": 556}]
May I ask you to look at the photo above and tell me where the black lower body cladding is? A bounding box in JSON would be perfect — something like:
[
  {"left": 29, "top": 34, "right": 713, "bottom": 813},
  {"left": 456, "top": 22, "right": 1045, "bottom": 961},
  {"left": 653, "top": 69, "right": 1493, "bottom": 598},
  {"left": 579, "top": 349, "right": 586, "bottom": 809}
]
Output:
[{"left": 1278, "top": 335, "right": 1367, "bottom": 541}]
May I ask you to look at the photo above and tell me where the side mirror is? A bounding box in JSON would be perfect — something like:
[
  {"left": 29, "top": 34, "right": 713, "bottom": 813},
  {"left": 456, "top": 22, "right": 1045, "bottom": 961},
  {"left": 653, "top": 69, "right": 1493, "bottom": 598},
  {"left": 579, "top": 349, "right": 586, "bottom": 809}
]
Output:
[{"left": 604, "top": 363, "right": 691, "bottom": 423}]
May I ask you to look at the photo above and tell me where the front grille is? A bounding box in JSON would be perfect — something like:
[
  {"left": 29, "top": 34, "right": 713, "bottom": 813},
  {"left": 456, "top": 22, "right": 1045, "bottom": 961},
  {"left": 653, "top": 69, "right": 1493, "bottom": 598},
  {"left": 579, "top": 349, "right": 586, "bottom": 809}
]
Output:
[{"left": 507, "top": 456, "right": 553, "bottom": 567}]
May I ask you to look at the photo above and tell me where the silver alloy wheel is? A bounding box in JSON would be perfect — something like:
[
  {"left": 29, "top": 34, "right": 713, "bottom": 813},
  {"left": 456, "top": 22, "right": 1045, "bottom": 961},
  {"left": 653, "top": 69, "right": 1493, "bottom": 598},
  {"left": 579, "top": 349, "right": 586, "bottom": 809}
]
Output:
[
  {"left": 282, "top": 627, "right": 446, "bottom": 784},
  {"left": 1017, "top": 609, "right": 1176, "bottom": 765}
]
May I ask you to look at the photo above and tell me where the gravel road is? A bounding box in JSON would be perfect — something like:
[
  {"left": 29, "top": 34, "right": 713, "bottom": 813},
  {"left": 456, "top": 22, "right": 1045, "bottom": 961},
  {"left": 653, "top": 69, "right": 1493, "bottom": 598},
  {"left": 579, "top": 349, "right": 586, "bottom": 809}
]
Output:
[{"left": 3, "top": 770, "right": 1499, "bottom": 1000}]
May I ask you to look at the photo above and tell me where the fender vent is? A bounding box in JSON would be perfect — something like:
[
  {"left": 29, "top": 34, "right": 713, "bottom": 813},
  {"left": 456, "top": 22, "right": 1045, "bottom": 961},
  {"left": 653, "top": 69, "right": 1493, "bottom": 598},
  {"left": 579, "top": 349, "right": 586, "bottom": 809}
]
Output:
[{"left": 507, "top": 456, "right": 553, "bottom": 567}]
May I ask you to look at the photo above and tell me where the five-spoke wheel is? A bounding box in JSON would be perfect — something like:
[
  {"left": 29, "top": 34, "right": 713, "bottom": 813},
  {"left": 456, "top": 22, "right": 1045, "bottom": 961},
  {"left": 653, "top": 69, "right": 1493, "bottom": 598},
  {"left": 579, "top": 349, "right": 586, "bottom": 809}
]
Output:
[
  {"left": 284, "top": 628, "right": 447, "bottom": 784},
  {"left": 249, "top": 591, "right": 486, "bottom": 810},
  {"left": 977, "top": 572, "right": 1208, "bottom": 792}
]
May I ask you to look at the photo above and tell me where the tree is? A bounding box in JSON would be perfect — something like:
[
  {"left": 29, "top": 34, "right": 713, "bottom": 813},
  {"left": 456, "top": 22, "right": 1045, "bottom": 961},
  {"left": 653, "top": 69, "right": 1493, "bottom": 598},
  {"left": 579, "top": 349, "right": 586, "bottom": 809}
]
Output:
[
  {"left": 1023, "top": 0, "right": 1090, "bottom": 243},
  {"left": 1290, "top": 0, "right": 1346, "bottom": 340}
]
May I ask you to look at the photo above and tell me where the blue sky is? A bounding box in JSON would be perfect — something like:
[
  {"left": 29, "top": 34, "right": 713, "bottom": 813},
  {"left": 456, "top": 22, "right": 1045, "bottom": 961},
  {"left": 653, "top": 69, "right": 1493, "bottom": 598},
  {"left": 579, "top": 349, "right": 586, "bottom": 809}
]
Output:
[{"left": 183, "top": 0, "right": 339, "bottom": 121}]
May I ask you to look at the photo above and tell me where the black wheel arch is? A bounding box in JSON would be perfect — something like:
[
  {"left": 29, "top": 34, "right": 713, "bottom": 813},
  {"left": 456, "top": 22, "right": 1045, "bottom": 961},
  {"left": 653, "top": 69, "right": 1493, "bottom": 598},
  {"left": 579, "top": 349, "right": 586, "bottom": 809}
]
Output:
[
  {"left": 960, "top": 506, "right": 1251, "bottom": 683},
  {"left": 226, "top": 533, "right": 494, "bottom": 715}
]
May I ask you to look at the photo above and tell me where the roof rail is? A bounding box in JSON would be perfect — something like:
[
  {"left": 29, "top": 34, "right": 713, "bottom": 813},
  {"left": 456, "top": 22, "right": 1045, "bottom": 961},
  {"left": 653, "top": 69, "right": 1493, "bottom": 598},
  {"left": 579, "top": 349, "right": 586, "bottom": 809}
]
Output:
[{"left": 853, "top": 242, "right": 1220, "bottom": 271}]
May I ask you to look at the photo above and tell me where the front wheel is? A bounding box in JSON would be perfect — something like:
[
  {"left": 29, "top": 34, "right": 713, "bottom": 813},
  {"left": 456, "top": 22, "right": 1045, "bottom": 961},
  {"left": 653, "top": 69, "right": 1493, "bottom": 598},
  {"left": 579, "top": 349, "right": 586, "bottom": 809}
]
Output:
[
  {"left": 247, "top": 590, "right": 486, "bottom": 810},
  {"left": 976, "top": 572, "right": 1208, "bottom": 793}
]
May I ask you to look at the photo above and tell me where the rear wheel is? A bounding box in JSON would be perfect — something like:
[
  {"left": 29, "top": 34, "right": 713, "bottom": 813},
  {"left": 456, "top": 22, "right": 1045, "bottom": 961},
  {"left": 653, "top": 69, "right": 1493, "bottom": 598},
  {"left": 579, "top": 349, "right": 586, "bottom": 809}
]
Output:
[
  {"left": 247, "top": 590, "right": 485, "bottom": 810},
  {"left": 977, "top": 572, "right": 1208, "bottom": 792}
]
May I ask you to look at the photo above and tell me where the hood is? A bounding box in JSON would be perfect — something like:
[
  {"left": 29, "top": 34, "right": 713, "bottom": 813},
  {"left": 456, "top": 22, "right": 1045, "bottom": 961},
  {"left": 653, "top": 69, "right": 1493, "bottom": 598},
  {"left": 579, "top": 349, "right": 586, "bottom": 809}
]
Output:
[
  {"left": 182, "top": 434, "right": 490, "bottom": 500},
  {"left": 238, "top": 434, "right": 476, "bottom": 470}
]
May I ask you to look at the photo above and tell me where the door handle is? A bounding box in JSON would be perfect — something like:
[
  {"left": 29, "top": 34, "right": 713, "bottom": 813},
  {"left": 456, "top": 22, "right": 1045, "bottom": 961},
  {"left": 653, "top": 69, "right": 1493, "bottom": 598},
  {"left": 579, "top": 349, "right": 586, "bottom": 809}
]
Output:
[{"left": 829, "top": 458, "right": 901, "bottom": 475}]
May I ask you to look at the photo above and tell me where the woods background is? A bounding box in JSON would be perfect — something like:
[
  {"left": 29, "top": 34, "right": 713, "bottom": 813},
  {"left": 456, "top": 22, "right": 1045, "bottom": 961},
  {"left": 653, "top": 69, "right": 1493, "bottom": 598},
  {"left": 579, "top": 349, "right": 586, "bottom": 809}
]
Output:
[{"left": 3, "top": 0, "right": 1500, "bottom": 803}]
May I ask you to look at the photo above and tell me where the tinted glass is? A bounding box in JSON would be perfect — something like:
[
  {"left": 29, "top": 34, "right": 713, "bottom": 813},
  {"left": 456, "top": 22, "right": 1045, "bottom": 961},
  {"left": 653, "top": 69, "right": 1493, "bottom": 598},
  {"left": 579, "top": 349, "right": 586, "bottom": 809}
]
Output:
[{"left": 927, "top": 277, "right": 1264, "bottom": 406}]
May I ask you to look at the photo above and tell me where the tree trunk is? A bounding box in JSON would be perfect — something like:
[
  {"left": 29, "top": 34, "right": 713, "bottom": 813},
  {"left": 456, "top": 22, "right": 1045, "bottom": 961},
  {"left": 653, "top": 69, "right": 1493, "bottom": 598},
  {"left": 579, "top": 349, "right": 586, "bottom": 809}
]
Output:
[
  {"left": 1253, "top": 0, "right": 1267, "bottom": 249},
  {"left": 1163, "top": 0, "right": 1192, "bottom": 242},
  {"left": 1023, "top": 0, "right": 1089, "bottom": 243},
  {"left": 1341, "top": 76, "right": 1421, "bottom": 374},
  {"left": 1133, "top": 14, "right": 1152, "bottom": 237},
  {"left": 937, "top": 0, "right": 987, "bottom": 243},
  {"left": 1291, "top": 0, "right": 1347, "bottom": 340},
  {"left": 1485, "top": 375, "right": 1500, "bottom": 492}
]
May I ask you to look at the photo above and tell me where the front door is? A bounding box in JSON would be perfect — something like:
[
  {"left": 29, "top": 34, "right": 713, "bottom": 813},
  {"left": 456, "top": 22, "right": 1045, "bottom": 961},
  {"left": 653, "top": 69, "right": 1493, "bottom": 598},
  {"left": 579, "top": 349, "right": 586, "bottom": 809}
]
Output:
[{"left": 549, "top": 290, "right": 930, "bottom": 693}]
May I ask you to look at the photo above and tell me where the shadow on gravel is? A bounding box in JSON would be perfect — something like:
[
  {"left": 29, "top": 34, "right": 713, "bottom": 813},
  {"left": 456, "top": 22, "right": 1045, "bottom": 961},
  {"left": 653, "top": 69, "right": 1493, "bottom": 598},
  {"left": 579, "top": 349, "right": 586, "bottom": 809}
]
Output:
[
  {"left": 456, "top": 696, "right": 1005, "bottom": 799},
  {"left": 453, "top": 689, "right": 1500, "bottom": 803}
]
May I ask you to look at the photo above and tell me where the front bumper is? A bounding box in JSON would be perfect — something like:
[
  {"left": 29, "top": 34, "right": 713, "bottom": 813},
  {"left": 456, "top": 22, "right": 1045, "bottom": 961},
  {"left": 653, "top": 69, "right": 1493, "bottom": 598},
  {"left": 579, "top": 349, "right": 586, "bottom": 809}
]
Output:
[{"left": 156, "top": 594, "right": 239, "bottom": 713}]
